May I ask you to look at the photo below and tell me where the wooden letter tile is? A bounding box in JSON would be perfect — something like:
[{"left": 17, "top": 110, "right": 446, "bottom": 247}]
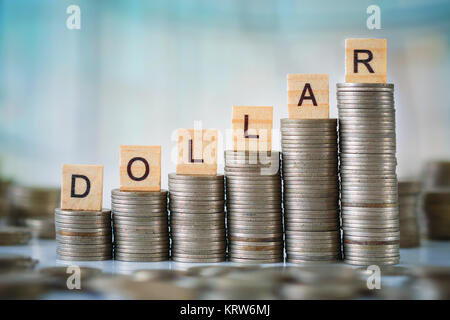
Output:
[
  {"left": 232, "top": 106, "right": 273, "bottom": 152},
  {"left": 61, "top": 164, "right": 103, "bottom": 211},
  {"left": 176, "top": 129, "right": 217, "bottom": 175},
  {"left": 287, "top": 74, "right": 329, "bottom": 119},
  {"left": 345, "top": 38, "right": 386, "bottom": 83},
  {"left": 120, "top": 145, "right": 161, "bottom": 192}
]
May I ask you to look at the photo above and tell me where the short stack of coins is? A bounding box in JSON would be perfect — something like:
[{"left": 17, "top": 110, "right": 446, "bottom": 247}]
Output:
[
  {"left": 398, "top": 181, "right": 421, "bottom": 248},
  {"left": 0, "top": 226, "right": 32, "bottom": 245},
  {"left": 0, "top": 180, "right": 10, "bottom": 224},
  {"left": 225, "top": 151, "right": 283, "bottom": 263},
  {"left": 421, "top": 161, "right": 450, "bottom": 239},
  {"left": 280, "top": 119, "right": 341, "bottom": 263},
  {"left": 423, "top": 191, "right": 450, "bottom": 240},
  {"left": 337, "top": 83, "right": 400, "bottom": 266},
  {"left": 111, "top": 189, "right": 169, "bottom": 262},
  {"left": 169, "top": 174, "right": 226, "bottom": 263},
  {"left": 9, "top": 186, "right": 60, "bottom": 239},
  {"left": 54, "top": 208, "right": 112, "bottom": 261}
]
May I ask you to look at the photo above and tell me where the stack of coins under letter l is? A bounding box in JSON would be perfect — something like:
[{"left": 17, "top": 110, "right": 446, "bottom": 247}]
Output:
[
  {"left": 111, "top": 189, "right": 169, "bottom": 262},
  {"left": 280, "top": 119, "right": 341, "bottom": 263},
  {"left": 55, "top": 208, "right": 112, "bottom": 261},
  {"left": 337, "top": 83, "right": 400, "bottom": 265},
  {"left": 169, "top": 174, "right": 226, "bottom": 263},
  {"left": 225, "top": 151, "right": 283, "bottom": 263}
]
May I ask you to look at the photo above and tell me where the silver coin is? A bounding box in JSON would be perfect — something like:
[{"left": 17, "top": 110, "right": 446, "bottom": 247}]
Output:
[
  {"left": 171, "top": 256, "right": 225, "bottom": 263},
  {"left": 57, "top": 254, "right": 112, "bottom": 261},
  {"left": 55, "top": 208, "right": 111, "bottom": 217},
  {"left": 169, "top": 173, "right": 224, "bottom": 181},
  {"left": 111, "top": 188, "right": 167, "bottom": 196},
  {"left": 114, "top": 256, "right": 168, "bottom": 262}
]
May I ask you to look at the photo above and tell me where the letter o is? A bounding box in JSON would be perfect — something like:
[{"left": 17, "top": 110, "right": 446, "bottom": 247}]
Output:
[{"left": 127, "top": 157, "right": 150, "bottom": 181}]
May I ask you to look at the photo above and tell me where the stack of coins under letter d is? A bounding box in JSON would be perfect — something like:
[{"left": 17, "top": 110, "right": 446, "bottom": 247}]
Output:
[
  {"left": 280, "top": 119, "right": 341, "bottom": 263},
  {"left": 169, "top": 174, "right": 226, "bottom": 263},
  {"left": 225, "top": 151, "right": 283, "bottom": 263},
  {"left": 55, "top": 208, "right": 112, "bottom": 261},
  {"left": 337, "top": 83, "right": 400, "bottom": 266},
  {"left": 111, "top": 189, "right": 169, "bottom": 262}
]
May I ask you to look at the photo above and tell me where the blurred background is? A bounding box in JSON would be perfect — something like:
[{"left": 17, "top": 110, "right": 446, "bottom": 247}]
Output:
[{"left": 0, "top": 0, "right": 449, "bottom": 205}]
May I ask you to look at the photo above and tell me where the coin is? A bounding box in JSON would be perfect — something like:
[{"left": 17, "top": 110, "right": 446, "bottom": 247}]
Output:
[{"left": 54, "top": 207, "right": 112, "bottom": 261}]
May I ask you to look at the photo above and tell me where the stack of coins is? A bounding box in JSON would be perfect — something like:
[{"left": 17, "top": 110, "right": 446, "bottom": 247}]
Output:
[
  {"left": 0, "top": 180, "right": 10, "bottom": 223},
  {"left": 9, "top": 186, "right": 59, "bottom": 239},
  {"left": 280, "top": 119, "right": 341, "bottom": 263},
  {"left": 0, "top": 226, "right": 32, "bottom": 245},
  {"left": 169, "top": 174, "right": 226, "bottom": 263},
  {"left": 225, "top": 151, "right": 283, "bottom": 263},
  {"left": 422, "top": 161, "right": 450, "bottom": 189},
  {"left": 421, "top": 161, "right": 450, "bottom": 239},
  {"left": 337, "top": 83, "right": 400, "bottom": 266},
  {"left": 54, "top": 208, "right": 112, "bottom": 261},
  {"left": 111, "top": 189, "right": 169, "bottom": 262},
  {"left": 423, "top": 191, "right": 450, "bottom": 240},
  {"left": 398, "top": 181, "right": 421, "bottom": 247}
]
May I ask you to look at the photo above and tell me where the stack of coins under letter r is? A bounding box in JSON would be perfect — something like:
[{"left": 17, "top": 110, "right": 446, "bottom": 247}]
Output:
[
  {"left": 111, "top": 189, "right": 169, "bottom": 262},
  {"left": 280, "top": 119, "right": 341, "bottom": 263},
  {"left": 225, "top": 151, "right": 283, "bottom": 263},
  {"left": 337, "top": 83, "right": 400, "bottom": 265},
  {"left": 169, "top": 174, "right": 226, "bottom": 263}
]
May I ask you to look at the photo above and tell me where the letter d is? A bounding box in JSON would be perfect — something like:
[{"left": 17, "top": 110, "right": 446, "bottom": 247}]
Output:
[{"left": 71, "top": 175, "right": 91, "bottom": 198}]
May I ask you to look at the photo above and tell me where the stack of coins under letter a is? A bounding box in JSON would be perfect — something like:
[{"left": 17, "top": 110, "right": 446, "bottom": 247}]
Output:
[
  {"left": 225, "top": 151, "right": 283, "bottom": 263},
  {"left": 337, "top": 83, "right": 400, "bottom": 266},
  {"left": 168, "top": 174, "right": 226, "bottom": 263},
  {"left": 111, "top": 189, "right": 169, "bottom": 262},
  {"left": 54, "top": 208, "right": 112, "bottom": 261},
  {"left": 280, "top": 119, "right": 341, "bottom": 263},
  {"left": 398, "top": 181, "right": 421, "bottom": 248}
]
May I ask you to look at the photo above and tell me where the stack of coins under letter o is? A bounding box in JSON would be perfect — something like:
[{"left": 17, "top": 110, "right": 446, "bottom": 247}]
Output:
[
  {"left": 280, "top": 119, "right": 341, "bottom": 263},
  {"left": 55, "top": 208, "right": 112, "bottom": 261},
  {"left": 111, "top": 189, "right": 169, "bottom": 262},
  {"left": 398, "top": 181, "right": 421, "bottom": 248},
  {"left": 225, "top": 151, "right": 283, "bottom": 263},
  {"left": 169, "top": 174, "right": 226, "bottom": 263},
  {"left": 337, "top": 83, "right": 400, "bottom": 266}
]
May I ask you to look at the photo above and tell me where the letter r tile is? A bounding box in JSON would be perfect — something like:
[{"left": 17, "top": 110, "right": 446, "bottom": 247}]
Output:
[{"left": 345, "top": 38, "right": 386, "bottom": 83}]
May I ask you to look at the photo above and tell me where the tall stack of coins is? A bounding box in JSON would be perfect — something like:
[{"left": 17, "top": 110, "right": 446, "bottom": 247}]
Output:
[
  {"left": 55, "top": 208, "right": 112, "bottom": 261},
  {"left": 337, "top": 83, "right": 400, "bottom": 266},
  {"left": 111, "top": 189, "right": 169, "bottom": 262},
  {"left": 280, "top": 119, "right": 341, "bottom": 263},
  {"left": 398, "top": 181, "right": 421, "bottom": 248},
  {"left": 423, "top": 191, "right": 450, "bottom": 240},
  {"left": 169, "top": 174, "right": 226, "bottom": 263},
  {"left": 225, "top": 151, "right": 283, "bottom": 263},
  {"left": 9, "top": 186, "right": 59, "bottom": 239}
]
